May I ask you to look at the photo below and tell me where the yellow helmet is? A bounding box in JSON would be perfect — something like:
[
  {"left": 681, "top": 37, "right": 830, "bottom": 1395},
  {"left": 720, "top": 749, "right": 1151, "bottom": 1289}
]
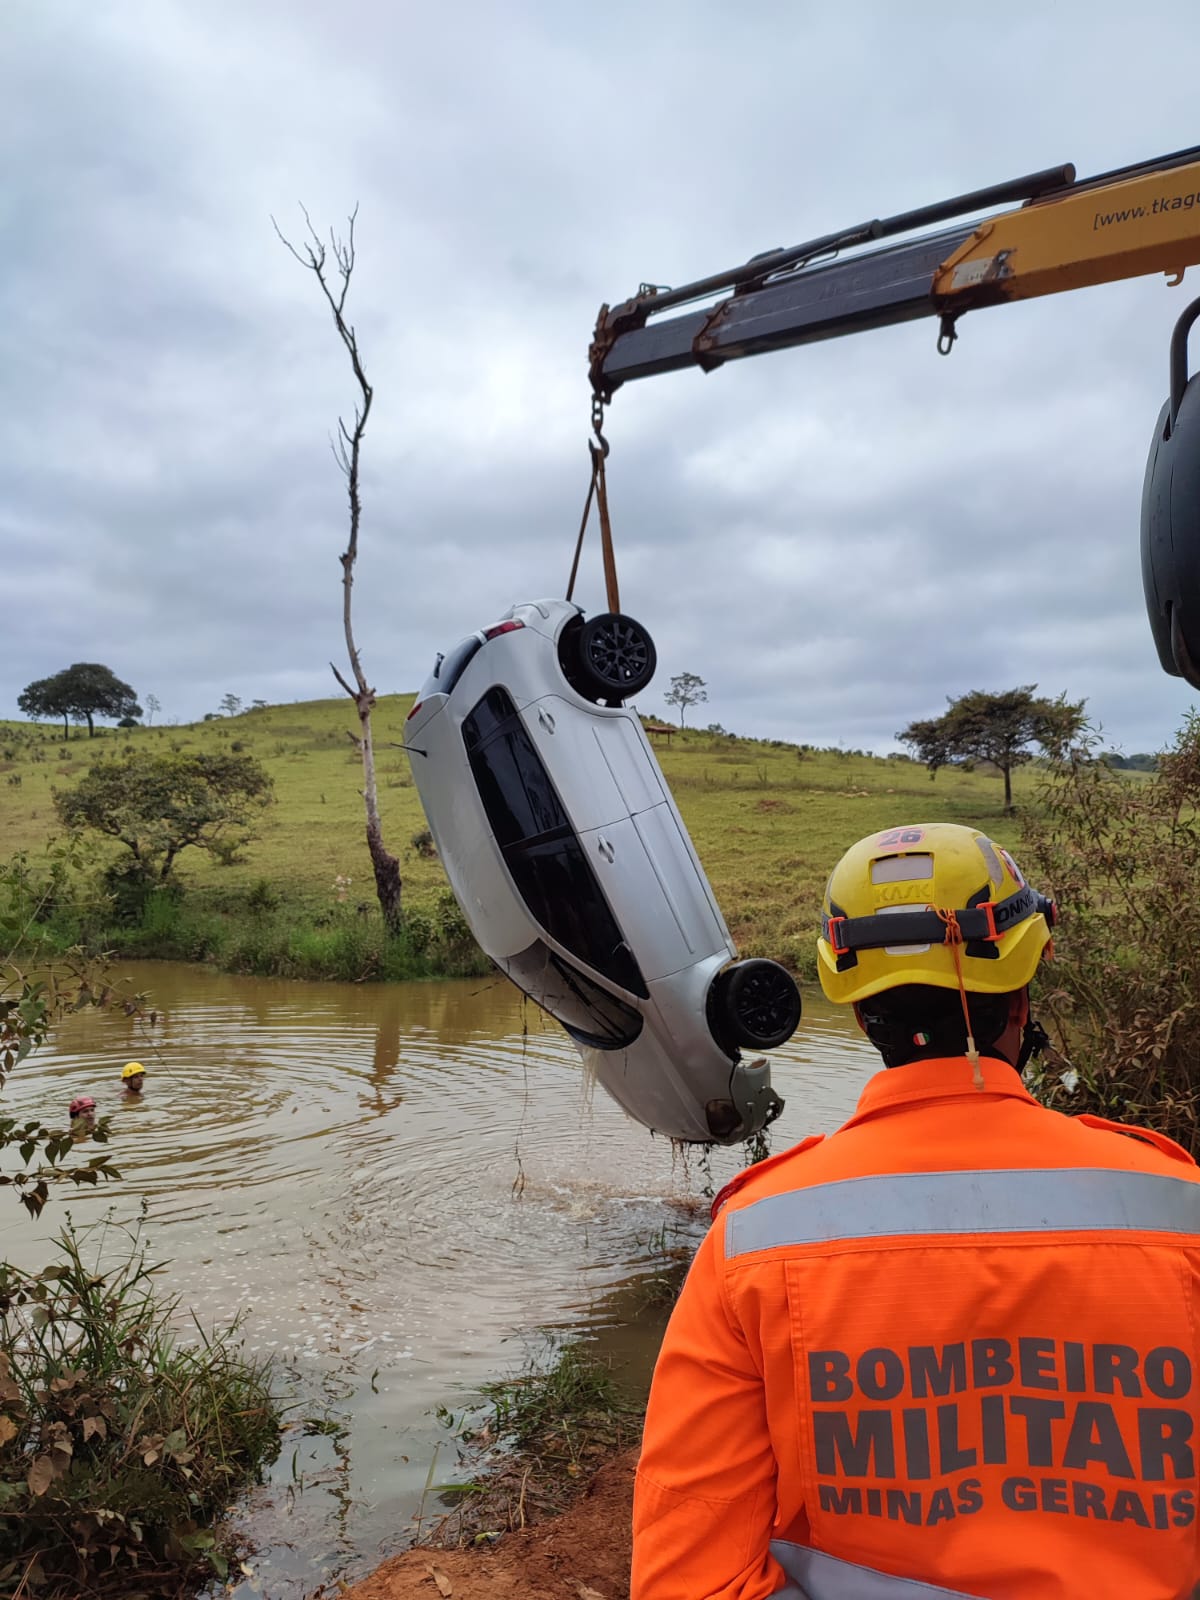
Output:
[
  {"left": 122, "top": 1061, "right": 146, "bottom": 1080},
  {"left": 817, "top": 822, "right": 1055, "bottom": 1006}
]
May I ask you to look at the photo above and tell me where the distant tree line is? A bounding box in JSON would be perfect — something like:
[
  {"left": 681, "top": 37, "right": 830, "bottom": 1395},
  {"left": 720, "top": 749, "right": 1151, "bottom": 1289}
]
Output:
[{"left": 1101, "top": 751, "right": 1158, "bottom": 772}]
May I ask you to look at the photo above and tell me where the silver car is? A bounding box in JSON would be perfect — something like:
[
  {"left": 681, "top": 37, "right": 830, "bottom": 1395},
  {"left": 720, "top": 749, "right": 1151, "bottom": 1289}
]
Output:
[{"left": 404, "top": 598, "right": 800, "bottom": 1144}]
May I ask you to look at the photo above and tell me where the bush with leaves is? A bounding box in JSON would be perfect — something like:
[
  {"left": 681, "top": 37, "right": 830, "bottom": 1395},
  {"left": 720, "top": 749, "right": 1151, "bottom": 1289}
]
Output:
[
  {"left": 1021, "top": 713, "right": 1200, "bottom": 1151},
  {"left": 1, "top": 861, "right": 280, "bottom": 1594},
  {"left": 55, "top": 750, "right": 273, "bottom": 882},
  {"left": 1, "top": 856, "right": 126, "bottom": 1218},
  {"left": 0, "top": 1217, "right": 279, "bottom": 1595}
]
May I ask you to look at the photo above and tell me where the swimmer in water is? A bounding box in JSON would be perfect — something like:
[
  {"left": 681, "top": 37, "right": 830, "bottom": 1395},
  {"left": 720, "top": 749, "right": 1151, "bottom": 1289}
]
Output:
[
  {"left": 121, "top": 1062, "right": 146, "bottom": 1096},
  {"left": 69, "top": 1095, "right": 96, "bottom": 1140}
]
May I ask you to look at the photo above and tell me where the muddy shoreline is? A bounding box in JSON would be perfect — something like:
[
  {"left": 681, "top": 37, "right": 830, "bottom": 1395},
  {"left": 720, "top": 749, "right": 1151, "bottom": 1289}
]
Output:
[{"left": 341, "top": 1448, "right": 637, "bottom": 1600}]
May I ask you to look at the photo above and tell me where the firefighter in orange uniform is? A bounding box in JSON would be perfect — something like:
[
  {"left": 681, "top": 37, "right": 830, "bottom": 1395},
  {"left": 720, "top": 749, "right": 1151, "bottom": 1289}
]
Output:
[{"left": 632, "top": 823, "right": 1200, "bottom": 1600}]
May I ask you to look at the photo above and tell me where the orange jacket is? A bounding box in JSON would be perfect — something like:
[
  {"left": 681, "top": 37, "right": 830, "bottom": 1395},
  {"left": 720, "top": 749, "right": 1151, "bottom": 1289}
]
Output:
[{"left": 632, "top": 1056, "right": 1200, "bottom": 1600}]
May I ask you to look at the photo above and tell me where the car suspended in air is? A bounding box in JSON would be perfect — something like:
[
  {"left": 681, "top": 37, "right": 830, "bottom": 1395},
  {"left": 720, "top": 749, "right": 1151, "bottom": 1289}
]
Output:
[{"left": 404, "top": 597, "right": 802, "bottom": 1145}]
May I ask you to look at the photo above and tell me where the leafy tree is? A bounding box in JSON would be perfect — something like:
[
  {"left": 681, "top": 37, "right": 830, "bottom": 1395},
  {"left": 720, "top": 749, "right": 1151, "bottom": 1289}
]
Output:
[
  {"left": 220, "top": 692, "right": 243, "bottom": 717},
  {"left": 144, "top": 692, "right": 161, "bottom": 725},
  {"left": 55, "top": 751, "right": 274, "bottom": 881},
  {"left": 665, "top": 671, "right": 709, "bottom": 728},
  {"left": 17, "top": 676, "right": 76, "bottom": 741},
  {"left": 897, "top": 685, "right": 1086, "bottom": 812},
  {"left": 18, "top": 663, "right": 140, "bottom": 740}
]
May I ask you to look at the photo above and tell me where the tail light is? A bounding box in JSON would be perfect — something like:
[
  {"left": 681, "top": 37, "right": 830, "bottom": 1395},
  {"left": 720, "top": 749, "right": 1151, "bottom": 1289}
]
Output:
[
  {"left": 406, "top": 701, "right": 423, "bottom": 721},
  {"left": 483, "top": 620, "right": 525, "bottom": 640}
]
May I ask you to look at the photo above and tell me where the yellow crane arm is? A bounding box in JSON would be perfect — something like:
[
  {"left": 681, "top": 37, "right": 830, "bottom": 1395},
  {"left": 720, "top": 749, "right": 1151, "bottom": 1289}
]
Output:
[
  {"left": 588, "top": 146, "right": 1200, "bottom": 692},
  {"left": 590, "top": 147, "right": 1200, "bottom": 390},
  {"left": 935, "top": 158, "right": 1200, "bottom": 309}
]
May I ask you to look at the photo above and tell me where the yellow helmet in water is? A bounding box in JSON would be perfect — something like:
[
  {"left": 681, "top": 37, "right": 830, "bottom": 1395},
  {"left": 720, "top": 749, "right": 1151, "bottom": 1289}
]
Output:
[
  {"left": 816, "top": 822, "right": 1055, "bottom": 1006},
  {"left": 122, "top": 1062, "right": 146, "bottom": 1080}
]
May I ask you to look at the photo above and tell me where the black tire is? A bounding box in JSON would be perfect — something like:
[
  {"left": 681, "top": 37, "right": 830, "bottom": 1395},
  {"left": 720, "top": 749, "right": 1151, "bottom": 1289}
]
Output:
[
  {"left": 708, "top": 959, "right": 802, "bottom": 1052},
  {"left": 571, "top": 612, "right": 657, "bottom": 701}
]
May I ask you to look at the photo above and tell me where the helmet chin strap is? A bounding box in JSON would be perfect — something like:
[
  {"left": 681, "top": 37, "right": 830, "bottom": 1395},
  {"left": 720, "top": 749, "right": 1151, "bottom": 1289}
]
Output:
[{"left": 1016, "top": 1017, "right": 1051, "bottom": 1073}]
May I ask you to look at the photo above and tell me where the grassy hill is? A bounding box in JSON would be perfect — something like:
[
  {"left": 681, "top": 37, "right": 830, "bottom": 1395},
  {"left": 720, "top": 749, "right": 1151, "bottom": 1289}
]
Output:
[{"left": 0, "top": 699, "right": 1043, "bottom": 976}]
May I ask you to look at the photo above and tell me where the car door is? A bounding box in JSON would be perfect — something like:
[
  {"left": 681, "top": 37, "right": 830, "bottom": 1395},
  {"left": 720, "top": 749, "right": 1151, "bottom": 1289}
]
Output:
[
  {"left": 522, "top": 696, "right": 664, "bottom": 832},
  {"left": 582, "top": 806, "right": 728, "bottom": 982}
]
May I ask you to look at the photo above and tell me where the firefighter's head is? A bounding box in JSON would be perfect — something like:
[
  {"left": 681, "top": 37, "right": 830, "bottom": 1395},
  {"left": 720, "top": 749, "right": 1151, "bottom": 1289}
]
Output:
[{"left": 816, "top": 823, "right": 1056, "bottom": 1069}]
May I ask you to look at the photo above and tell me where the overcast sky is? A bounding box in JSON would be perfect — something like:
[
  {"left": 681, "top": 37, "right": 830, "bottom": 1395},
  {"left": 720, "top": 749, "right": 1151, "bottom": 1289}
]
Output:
[{"left": 4, "top": 1, "right": 1200, "bottom": 754}]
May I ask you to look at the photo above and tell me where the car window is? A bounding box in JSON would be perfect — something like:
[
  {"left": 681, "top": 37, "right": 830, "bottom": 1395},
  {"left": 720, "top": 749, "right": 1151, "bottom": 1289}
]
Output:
[
  {"left": 504, "top": 941, "right": 643, "bottom": 1052},
  {"left": 464, "top": 688, "right": 648, "bottom": 997},
  {"left": 465, "top": 713, "right": 568, "bottom": 847},
  {"left": 504, "top": 834, "right": 646, "bottom": 996},
  {"left": 435, "top": 635, "right": 482, "bottom": 693},
  {"left": 462, "top": 686, "right": 518, "bottom": 751},
  {"left": 418, "top": 635, "right": 481, "bottom": 701}
]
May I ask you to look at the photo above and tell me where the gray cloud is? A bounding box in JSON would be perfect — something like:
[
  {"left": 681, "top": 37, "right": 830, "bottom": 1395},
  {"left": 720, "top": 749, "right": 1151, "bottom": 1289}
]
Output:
[{"left": 2, "top": 0, "right": 1199, "bottom": 759}]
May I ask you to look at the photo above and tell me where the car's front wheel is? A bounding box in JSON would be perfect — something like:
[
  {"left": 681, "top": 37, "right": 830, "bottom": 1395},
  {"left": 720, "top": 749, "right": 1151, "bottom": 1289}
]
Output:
[
  {"left": 566, "top": 612, "right": 657, "bottom": 702},
  {"left": 708, "top": 959, "right": 802, "bottom": 1052}
]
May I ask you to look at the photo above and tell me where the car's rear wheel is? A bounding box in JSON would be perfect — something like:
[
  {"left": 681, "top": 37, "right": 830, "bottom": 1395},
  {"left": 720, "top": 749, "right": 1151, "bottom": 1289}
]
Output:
[
  {"left": 708, "top": 959, "right": 802, "bottom": 1052},
  {"left": 568, "top": 612, "right": 657, "bottom": 702}
]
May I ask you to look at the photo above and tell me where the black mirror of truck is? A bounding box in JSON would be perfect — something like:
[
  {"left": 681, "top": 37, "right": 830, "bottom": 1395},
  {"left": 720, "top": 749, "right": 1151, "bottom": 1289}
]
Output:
[{"left": 1142, "top": 296, "right": 1200, "bottom": 688}]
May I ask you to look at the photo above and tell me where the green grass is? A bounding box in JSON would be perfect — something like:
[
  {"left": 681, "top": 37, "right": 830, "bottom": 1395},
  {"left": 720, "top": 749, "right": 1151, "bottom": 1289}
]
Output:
[
  {"left": 429, "top": 1337, "right": 639, "bottom": 1545},
  {"left": 0, "top": 704, "right": 1046, "bottom": 979}
]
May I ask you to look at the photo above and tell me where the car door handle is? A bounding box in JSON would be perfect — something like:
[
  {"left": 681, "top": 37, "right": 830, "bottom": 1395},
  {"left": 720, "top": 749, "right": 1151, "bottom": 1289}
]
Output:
[
  {"left": 537, "top": 707, "right": 556, "bottom": 734},
  {"left": 597, "top": 837, "right": 615, "bottom": 863}
]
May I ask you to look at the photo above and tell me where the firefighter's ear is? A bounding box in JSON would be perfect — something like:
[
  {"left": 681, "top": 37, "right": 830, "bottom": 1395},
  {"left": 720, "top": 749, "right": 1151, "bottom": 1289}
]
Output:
[
  {"left": 851, "top": 1002, "right": 868, "bottom": 1035},
  {"left": 1009, "top": 989, "right": 1030, "bottom": 1029}
]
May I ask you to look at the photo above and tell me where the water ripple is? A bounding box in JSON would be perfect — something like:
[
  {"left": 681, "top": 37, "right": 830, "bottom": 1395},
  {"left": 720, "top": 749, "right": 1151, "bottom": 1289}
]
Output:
[{"left": 0, "top": 962, "right": 875, "bottom": 1597}]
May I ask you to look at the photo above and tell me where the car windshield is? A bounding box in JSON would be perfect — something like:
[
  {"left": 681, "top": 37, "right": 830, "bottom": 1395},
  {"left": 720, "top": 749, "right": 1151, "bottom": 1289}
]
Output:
[{"left": 503, "top": 942, "right": 643, "bottom": 1052}]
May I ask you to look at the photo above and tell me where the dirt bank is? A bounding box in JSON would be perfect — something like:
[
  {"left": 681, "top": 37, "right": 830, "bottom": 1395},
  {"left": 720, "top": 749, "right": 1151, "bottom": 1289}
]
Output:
[{"left": 341, "top": 1449, "right": 637, "bottom": 1600}]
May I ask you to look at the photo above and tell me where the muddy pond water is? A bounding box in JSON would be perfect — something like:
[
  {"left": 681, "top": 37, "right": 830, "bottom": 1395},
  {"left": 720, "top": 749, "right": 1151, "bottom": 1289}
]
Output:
[{"left": 0, "top": 962, "right": 877, "bottom": 1596}]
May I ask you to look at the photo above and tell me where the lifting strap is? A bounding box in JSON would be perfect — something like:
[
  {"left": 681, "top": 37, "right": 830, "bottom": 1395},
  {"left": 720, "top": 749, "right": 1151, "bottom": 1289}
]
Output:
[{"left": 566, "top": 419, "right": 621, "bottom": 614}]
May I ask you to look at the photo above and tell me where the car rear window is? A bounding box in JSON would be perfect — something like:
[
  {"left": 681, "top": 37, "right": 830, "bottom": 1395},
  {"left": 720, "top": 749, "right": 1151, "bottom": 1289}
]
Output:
[
  {"left": 503, "top": 941, "right": 643, "bottom": 1052},
  {"left": 464, "top": 688, "right": 648, "bottom": 998},
  {"left": 418, "top": 635, "right": 482, "bottom": 701}
]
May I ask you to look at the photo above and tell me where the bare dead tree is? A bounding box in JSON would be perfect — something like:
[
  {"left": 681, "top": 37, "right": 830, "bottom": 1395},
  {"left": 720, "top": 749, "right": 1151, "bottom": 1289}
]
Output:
[{"left": 274, "top": 206, "right": 402, "bottom": 931}]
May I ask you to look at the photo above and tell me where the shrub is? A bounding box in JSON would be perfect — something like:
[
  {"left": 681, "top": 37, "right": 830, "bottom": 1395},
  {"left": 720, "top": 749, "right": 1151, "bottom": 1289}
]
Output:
[
  {"left": 245, "top": 878, "right": 280, "bottom": 915},
  {"left": 401, "top": 908, "right": 433, "bottom": 957},
  {"left": 100, "top": 860, "right": 164, "bottom": 927},
  {"left": 411, "top": 827, "right": 437, "bottom": 859},
  {"left": 208, "top": 834, "right": 250, "bottom": 867},
  {"left": 1022, "top": 713, "right": 1200, "bottom": 1151},
  {"left": 433, "top": 890, "right": 478, "bottom": 966},
  {"left": 0, "top": 1217, "right": 279, "bottom": 1594}
]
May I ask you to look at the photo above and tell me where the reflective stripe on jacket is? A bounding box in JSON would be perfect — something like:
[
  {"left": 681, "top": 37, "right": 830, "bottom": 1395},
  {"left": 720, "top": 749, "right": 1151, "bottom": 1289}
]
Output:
[{"left": 631, "top": 1055, "right": 1200, "bottom": 1600}]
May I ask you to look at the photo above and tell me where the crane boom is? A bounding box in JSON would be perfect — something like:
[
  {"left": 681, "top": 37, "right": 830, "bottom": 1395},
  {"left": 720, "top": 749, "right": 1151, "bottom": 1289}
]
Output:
[{"left": 590, "top": 146, "right": 1200, "bottom": 395}]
